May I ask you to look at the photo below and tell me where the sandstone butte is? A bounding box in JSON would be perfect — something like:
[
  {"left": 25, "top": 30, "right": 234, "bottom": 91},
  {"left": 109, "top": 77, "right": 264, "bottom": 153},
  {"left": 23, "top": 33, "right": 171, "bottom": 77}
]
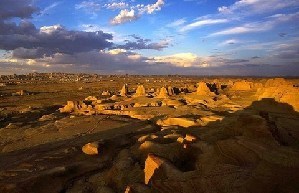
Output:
[
  {"left": 134, "top": 85, "right": 146, "bottom": 97},
  {"left": 196, "top": 82, "right": 212, "bottom": 95},
  {"left": 230, "top": 80, "right": 253, "bottom": 91},
  {"left": 120, "top": 84, "right": 129, "bottom": 96},
  {"left": 156, "top": 87, "right": 169, "bottom": 99}
]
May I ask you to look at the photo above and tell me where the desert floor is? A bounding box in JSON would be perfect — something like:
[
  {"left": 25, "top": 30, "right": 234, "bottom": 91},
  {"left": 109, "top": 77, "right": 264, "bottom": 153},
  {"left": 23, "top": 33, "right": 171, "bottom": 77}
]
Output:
[{"left": 0, "top": 77, "right": 299, "bottom": 193}]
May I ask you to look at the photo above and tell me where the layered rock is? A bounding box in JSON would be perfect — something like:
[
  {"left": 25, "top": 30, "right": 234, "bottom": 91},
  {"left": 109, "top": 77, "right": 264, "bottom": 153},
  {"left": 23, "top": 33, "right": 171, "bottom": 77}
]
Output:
[
  {"left": 196, "top": 82, "right": 211, "bottom": 95},
  {"left": 138, "top": 141, "right": 185, "bottom": 162},
  {"left": 157, "top": 117, "right": 200, "bottom": 128},
  {"left": 144, "top": 154, "right": 181, "bottom": 185},
  {"left": 230, "top": 80, "right": 253, "bottom": 91},
  {"left": 256, "top": 78, "right": 299, "bottom": 111},
  {"left": 59, "top": 101, "right": 96, "bottom": 115},
  {"left": 59, "top": 101, "right": 80, "bottom": 113},
  {"left": 156, "top": 87, "right": 169, "bottom": 99},
  {"left": 120, "top": 84, "right": 129, "bottom": 96},
  {"left": 264, "top": 78, "right": 291, "bottom": 87},
  {"left": 134, "top": 85, "right": 146, "bottom": 97},
  {"left": 167, "top": 86, "right": 174, "bottom": 96}
]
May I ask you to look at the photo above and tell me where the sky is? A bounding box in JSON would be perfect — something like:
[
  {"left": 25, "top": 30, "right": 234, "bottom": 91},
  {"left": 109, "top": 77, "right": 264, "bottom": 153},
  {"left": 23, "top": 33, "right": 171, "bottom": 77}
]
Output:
[{"left": 0, "top": 0, "right": 299, "bottom": 76}]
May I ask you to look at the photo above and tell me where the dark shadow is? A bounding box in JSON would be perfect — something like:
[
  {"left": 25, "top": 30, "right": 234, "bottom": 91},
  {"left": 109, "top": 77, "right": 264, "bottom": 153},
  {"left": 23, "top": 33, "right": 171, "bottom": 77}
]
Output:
[
  {"left": 188, "top": 98, "right": 299, "bottom": 145},
  {"left": 0, "top": 105, "right": 63, "bottom": 128}
]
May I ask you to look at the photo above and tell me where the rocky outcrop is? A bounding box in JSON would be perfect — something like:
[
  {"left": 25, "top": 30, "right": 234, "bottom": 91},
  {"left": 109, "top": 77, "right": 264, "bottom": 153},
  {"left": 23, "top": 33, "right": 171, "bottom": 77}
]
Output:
[
  {"left": 107, "top": 149, "right": 143, "bottom": 192},
  {"left": 156, "top": 87, "right": 169, "bottom": 99},
  {"left": 167, "top": 86, "right": 174, "bottom": 96},
  {"left": 157, "top": 117, "right": 200, "bottom": 128},
  {"left": 120, "top": 84, "right": 129, "bottom": 96},
  {"left": 134, "top": 85, "right": 146, "bottom": 97},
  {"left": 138, "top": 141, "right": 185, "bottom": 163},
  {"left": 85, "top": 96, "right": 98, "bottom": 101},
  {"left": 82, "top": 142, "right": 99, "bottom": 155},
  {"left": 264, "top": 78, "right": 291, "bottom": 87},
  {"left": 256, "top": 78, "right": 299, "bottom": 111},
  {"left": 102, "top": 91, "right": 111, "bottom": 96},
  {"left": 144, "top": 154, "right": 181, "bottom": 185},
  {"left": 59, "top": 101, "right": 79, "bottom": 113},
  {"left": 230, "top": 80, "right": 253, "bottom": 91},
  {"left": 196, "top": 82, "right": 212, "bottom": 95}
]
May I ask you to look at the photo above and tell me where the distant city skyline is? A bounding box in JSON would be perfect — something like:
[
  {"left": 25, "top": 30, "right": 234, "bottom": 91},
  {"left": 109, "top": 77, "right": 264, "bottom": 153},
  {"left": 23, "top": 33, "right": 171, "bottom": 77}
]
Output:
[{"left": 0, "top": 0, "right": 299, "bottom": 76}]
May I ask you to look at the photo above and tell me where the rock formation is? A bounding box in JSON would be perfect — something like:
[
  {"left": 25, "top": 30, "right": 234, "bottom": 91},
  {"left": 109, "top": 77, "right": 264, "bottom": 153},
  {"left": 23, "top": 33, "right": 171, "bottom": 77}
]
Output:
[
  {"left": 144, "top": 154, "right": 164, "bottom": 185},
  {"left": 167, "top": 86, "right": 174, "bottom": 96},
  {"left": 256, "top": 78, "right": 299, "bottom": 111},
  {"left": 59, "top": 101, "right": 78, "bottom": 113},
  {"left": 144, "top": 154, "right": 181, "bottom": 185},
  {"left": 82, "top": 142, "right": 99, "bottom": 155},
  {"left": 156, "top": 87, "right": 169, "bottom": 99},
  {"left": 157, "top": 117, "right": 199, "bottom": 128},
  {"left": 102, "top": 91, "right": 111, "bottom": 96},
  {"left": 134, "top": 85, "right": 146, "bottom": 97},
  {"left": 196, "top": 82, "right": 212, "bottom": 95},
  {"left": 85, "top": 96, "right": 98, "bottom": 101},
  {"left": 264, "top": 78, "right": 291, "bottom": 87},
  {"left": 120, "top": 84, "right": 129, "bottom": 96},
  {"left": 230, "top": 80, "right": 253, "bottom": 91}
]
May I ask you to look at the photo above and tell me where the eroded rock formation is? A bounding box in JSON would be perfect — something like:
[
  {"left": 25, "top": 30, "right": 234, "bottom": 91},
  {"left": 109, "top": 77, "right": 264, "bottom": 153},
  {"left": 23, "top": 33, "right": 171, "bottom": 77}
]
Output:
[
  {"left": 134, "top": 85, "right": 146, "bottom": 97},
  {"left": 120, "top": 84, "right": 129, "bottom": 96}
]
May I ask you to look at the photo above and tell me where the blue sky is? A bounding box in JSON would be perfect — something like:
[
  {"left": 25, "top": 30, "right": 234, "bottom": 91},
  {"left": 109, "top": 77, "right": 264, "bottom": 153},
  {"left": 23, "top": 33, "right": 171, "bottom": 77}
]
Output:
[{"left": 0, "top": 0, "right": 299, "bottom": 75}]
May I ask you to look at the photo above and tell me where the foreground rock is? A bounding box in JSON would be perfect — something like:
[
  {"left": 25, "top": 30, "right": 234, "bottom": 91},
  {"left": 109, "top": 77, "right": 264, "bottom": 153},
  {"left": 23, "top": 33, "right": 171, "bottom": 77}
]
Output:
[
  {"left": 144, "top": 154, "right": 181, "bottom": 185},
  {"left": 82, "top": 142, "right": 99, "bottom": 155}
]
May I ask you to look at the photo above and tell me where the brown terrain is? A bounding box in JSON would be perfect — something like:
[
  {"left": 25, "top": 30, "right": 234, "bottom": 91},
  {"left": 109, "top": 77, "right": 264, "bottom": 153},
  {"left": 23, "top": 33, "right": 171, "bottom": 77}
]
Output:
[{"left": 0, "top": 76, "right": 299, "bottom": 193}]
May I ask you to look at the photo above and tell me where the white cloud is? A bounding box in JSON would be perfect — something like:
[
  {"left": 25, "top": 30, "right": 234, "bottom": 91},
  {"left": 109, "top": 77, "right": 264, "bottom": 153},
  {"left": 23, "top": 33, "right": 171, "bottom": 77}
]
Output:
[
  {"left": 40, "top": 25, "right": 63, "bottom": 34},
  {"left": 166, "top": 18, "right": 186, "bottom": 28},
  {"left": 111, "top": 9, "right": 138, "bottom": 25},
  {"left": 219, "top": 39, "right": 240, "bottom": 46},
  {"left": 217, "top": 6, "right": 232, "bottom": 14},
  {"left": 180, "top": 19, "right": 229, "bottom": 32},
  {"left": 108, "top": 49, "right": 127, "bottom": 55},
  {"left": 138, "top": 0, "right": 165, "bottom": 14},
  {"left": 75, "top": 1, "right": 101, "bottom": 18},
  {"left": 151, "top": 53, "right": 208, "bottom": 68},
  {"left": 103, "top": 2, "right": 128, "bottom": 10},
  {"left": 39, "top": 2, "right": 61, "bottom": 16},
  {"left": 75, "top": 1, "right": 101, "bottom": 11},
  {"left": 210, "top": 12, "right": 299, "bottom": 36},
  {"left": 110, "top": 0, "right": 165, "bottom": 25},
  {"left": 218, "top": 0, "right": 299, "bottom": 15},
  {"left": 210, "top": 25, "right": 266, "bottom": 36},
  {"left": 128, "top": 54, "right": 142, "bottom": 60}
]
